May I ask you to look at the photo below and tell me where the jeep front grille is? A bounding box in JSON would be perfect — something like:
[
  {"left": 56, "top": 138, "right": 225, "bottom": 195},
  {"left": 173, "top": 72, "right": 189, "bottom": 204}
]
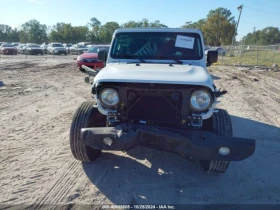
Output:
[{"left": 127, "top": 92, "right": 182, "bottom": 126}]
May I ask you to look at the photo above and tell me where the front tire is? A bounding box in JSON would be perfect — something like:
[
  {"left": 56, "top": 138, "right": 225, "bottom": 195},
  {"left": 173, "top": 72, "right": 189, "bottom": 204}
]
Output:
[
  {"left": 70, "top": 101, "right": 106, "bottom": 162},
  {"left": 199, "top": 109, "right": 232, "bottom": 174}
]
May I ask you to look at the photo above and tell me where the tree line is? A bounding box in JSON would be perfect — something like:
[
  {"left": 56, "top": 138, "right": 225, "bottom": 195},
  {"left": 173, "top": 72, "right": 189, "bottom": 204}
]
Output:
[
  {"left": 0, "top": 7, "right": 279, "bottom": 46},
  {"left": 242, "top": 27, "right": 280, "bottom": 45},
  {"left": 0, "top": 18, "right": 167, "bottom": 45}
]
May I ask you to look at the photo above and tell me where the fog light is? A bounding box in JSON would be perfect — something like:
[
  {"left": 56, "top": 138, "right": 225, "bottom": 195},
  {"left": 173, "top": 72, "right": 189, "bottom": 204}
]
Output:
[
  {"left": 103, "top": 137, "right": 113, "bottom": 146},
  {"left": 219, "top": 147, "right": 230, "bottom": 155}
]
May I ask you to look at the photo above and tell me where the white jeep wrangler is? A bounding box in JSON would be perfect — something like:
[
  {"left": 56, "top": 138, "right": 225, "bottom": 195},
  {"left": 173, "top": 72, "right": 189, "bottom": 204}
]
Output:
[{"left": 70, "top": 28, "right": 255, "bottom": 174}]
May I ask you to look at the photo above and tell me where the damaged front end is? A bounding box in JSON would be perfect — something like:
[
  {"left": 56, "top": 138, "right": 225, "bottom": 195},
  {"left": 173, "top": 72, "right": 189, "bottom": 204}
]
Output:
[
  {"left": 81, "top": 123, "right": 255, "bottom": 161},
  {"left": 92, "top": 82, "right": 221, "bottom": 128},
  {"left": 80, "top": 82, "right": 256, "bottom": 161}
]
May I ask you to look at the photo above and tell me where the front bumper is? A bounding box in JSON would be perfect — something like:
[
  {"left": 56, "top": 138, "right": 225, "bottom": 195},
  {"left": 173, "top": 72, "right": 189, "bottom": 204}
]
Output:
[
  {"left": 77, "top": 60, "right": 103, "bottom": 69},
  {"left": 29, "top": 50, "right": 43, "bottom": 54},
  {"left": 81, "top": 124, "right": 255, "bottom": 161},
  {"left": 54, "top": 50, "right": 67, "bottom": 55},
  {"left": 3, "top": 50, "right": 16, "bottom": 55},
  {"left": 78, "top": 49, "right": 87, "bottom": 54}
]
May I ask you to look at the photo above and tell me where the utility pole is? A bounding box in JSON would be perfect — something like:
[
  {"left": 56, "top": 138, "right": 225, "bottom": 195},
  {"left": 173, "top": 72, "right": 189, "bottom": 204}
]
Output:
[
  {"left": 230, "top": 4, "right": 243, "bottom": 56},
  {"left": 253, "top": 27, "right": 255, "bottom": 33}
]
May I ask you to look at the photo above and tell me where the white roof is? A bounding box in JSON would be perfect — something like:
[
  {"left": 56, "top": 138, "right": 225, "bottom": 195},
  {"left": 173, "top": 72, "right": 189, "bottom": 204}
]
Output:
[{"left": 114, "top": 28, "right": 202, "bottom": 34}]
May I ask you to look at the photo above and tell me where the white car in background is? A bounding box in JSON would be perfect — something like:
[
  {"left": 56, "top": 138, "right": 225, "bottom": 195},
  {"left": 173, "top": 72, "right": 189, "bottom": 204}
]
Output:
[
  {"left": 205, "top": 47, "right": 226, "bottom": 56},
  {"left": 47, "top": 43, "right": 67, "bottom": 55}
]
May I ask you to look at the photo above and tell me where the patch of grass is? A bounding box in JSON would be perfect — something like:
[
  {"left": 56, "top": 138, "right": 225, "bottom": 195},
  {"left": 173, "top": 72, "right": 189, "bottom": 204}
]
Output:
[{"left": 216, "top": 50, "right": 280, "bottom": 67}]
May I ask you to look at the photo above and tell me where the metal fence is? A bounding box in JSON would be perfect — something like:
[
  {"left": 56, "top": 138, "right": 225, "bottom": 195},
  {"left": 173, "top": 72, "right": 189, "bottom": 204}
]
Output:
[{"left": 217, "top": 44, "right": 280, "bottom": 67}]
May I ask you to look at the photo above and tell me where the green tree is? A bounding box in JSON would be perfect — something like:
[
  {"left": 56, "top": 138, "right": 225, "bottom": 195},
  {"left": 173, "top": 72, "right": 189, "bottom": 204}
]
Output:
[
  {"left": 8, "top": 28, "right": 20, "bottom": 42},
  {"left": 99, "top": 22, "right": 120, "bottom": 43},
  {"left": 19, "top": 19, "right": 48, "bottom": 43},
  {"left": 149, "top": 20, "right": 168, "bottom": 28},
  {"left": 139, "top": 18, "right": 149, "bottom": 27},
  {"left": 181, "top": 19, "right": 206, "bottom": 30},
  {"left": 49, "top": 23, "right": 89, "bottom": 43},
  {"left": 122, "top": 21, "right": 142, "bottom": 28},
  {"left": 87, "top": 17, "right": 102, "bottom": 44},
  {"left": 88, "top": 17, "right": 101, "bottom": 28},
  {"left": 259, "top": 27, "right": 280, "bottom": 45},
  {"left": 122, "top": 19, "right": 168, "bottom": 28},
  {"left": 243, "top": 27, "right": 280, "bottom": 45},
  {"left": 72, "top": 26, "right": 89, "bottom": 43},
  {"left": 50, "top": 23, "right": 73, "bottom": 43},
  {"left": 0, "top": 24, "right": 19, "bottom": 42},
  {"left": 202, "top": 8, "right": 236, "bottom": 45}
]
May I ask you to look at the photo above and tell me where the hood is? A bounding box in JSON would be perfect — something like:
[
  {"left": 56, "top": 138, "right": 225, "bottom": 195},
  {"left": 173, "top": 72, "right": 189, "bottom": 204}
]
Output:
[
  {"left": 93, "top": 63, "right": 214, "bottom": 90},
  {"left": 80, "top": 53, "right": 98, "bottom": 59}
]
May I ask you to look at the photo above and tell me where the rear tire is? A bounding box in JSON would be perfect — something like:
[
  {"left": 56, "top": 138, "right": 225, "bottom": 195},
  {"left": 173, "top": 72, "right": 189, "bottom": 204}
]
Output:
[
  {"left": 70, "top": 101, "right": 106, "bottom": 162},
  {"left": 199, "top": 109, "right": 232, "bottom": 174}
]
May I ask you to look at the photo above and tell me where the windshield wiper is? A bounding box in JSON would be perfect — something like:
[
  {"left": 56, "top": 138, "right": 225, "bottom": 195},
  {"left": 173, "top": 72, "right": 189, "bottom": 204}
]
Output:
[
  {"left": 124, "top": 54, "right": 146, "bottom": 63},
  {"left": 156, "top": 56, "right": 184, "bottom": 65}
]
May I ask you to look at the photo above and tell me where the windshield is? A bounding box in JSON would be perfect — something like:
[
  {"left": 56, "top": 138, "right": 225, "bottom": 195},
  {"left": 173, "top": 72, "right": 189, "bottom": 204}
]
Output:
[
  {"left": 2, "top": 44, "right": 14, "bottom": 47},
  {"left": 87, "top": 46, "right": 109, "bottom": 53},
  {"left": 53, "top": 44, "right": 63, "bottom": 47},
  {"left": 66, "top": 44, "right": 72, "bottom": 47},
  {"left": 78, "top": 45, "right": 86, "bottom": 48},
  {"left": 110, "top": 32, "right": 203, "bottom": 60},
  {"left": 28, "top": 45, "right": 40, "bottom": 47}
]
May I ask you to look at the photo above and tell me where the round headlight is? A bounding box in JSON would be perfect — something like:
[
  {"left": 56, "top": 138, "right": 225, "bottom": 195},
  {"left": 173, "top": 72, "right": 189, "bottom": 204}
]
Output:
[
  {"left": 100, "top": 88, "right": 119, "bottom": 107},
  {"left": 190, "top": 90, "right": 212, "bottom": 111}
]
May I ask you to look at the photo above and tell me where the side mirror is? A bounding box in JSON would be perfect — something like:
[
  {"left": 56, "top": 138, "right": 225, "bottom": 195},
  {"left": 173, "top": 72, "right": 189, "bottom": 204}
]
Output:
[
  {"left": 97, "top": 49, "right": 108, "bottom": 67},
  {"left": 206, "top": 50, "right": 218, "bottom": 66}
]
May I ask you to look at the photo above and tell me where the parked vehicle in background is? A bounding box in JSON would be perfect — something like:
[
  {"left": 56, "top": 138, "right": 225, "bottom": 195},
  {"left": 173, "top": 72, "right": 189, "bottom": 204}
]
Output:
[
  {"left": 76, "top": 45, "right": 110, "bottom": 71},
  {"left": 69, "top": 44, "right": 88, "bottom": 55},
  {"left": 12, "top": 42, "right": 20, "bottom": 47},
  {"left": 86, "top": 44, "right": 95, "bottom": 48},
  {"left": 78, "top": 42, "right": 90, "bottom": 46},
  {"left": 47, "top": 43, "right": 67, "bottom": 55},
  {"left": 17, "top": 44, "right": 26, "bottom": 54},
  {"left": 205, "top": 47, "right": 226, "bottom": 56},
  {"left": 25, "top": 44, "right": 44, "bottom": 55},
  {"left": 205, "top": 45, "right": 211, "bottom": 50},
  {"left": 63, "top": 43, "right": 72, "bottom": 54},
  {"left": 0, "top": 43, "right": 17, "bottom": 55},
  {"left": 41, "top": 42, "right": 49, "bottom": 54}
]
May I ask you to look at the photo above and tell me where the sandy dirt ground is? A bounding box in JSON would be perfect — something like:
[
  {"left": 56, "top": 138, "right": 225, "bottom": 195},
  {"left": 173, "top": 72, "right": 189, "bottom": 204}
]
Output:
[{"left": 1, "top": 55, "right": 280, "bottom": 208}]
